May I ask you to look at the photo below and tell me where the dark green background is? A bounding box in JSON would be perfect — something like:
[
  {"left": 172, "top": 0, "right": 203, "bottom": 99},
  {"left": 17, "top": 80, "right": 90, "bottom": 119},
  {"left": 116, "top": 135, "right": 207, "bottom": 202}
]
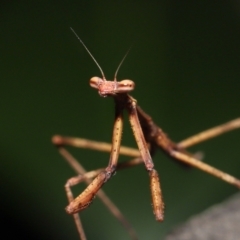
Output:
[{"left": 1, "top": 1, "right": 240, "bottom": 239}]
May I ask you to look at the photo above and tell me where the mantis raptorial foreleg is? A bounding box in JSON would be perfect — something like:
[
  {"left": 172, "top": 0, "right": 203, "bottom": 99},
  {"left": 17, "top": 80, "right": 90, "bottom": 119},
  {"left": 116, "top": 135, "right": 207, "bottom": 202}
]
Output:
[
  {"left": 126, "top": 95, "right": 164, "bottom": 221},
  {"left": 65, "top": 97, "right": 124, "bottom": 215}
]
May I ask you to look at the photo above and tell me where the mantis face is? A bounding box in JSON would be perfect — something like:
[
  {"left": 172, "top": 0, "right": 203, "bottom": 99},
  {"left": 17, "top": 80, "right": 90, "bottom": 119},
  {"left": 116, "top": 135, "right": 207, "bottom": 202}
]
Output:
[{"left": 90, "top": 77, "right": 135, "bottom": 97}]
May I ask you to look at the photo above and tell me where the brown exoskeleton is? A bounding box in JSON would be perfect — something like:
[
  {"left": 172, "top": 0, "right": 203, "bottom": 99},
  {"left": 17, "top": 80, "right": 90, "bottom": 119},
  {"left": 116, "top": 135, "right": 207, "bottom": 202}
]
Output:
[{"left": 52, "top": 28, "right": 240, "bottom": 240}]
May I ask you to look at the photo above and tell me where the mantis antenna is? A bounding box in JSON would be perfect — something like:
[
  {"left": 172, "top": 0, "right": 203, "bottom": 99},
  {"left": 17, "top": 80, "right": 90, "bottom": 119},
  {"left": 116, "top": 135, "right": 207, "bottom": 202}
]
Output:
[
  {"left": 70, "top": 27, "right": 106, "bottom": 80},
  {"left": 70, "top": 27, "right": 131, "bottom": 82},
  {"left": 113, "top": 46, "right": 132, "bottom": 81}
]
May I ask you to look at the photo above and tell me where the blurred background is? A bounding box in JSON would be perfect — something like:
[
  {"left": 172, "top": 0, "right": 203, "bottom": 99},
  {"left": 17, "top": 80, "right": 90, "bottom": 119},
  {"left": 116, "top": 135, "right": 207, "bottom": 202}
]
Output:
[{"left": 1, "top": 1, "right": 240, "bottom": 239}]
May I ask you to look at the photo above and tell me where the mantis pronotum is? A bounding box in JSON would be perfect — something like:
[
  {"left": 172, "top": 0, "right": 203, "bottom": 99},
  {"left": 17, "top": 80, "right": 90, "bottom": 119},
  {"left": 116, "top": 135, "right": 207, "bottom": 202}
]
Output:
[{"left": 52, "top": 28, "right": 240, "bottom": 240}]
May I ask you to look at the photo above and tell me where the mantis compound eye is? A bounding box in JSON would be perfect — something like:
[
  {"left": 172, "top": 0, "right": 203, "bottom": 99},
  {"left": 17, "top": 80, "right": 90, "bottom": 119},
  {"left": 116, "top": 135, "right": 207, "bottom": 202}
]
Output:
[
  {"left": 89, "top": 77, "right": 103, "bottom": 89},
  {"left": 117, "top": 80, "right": 135, "bottom": 93}
]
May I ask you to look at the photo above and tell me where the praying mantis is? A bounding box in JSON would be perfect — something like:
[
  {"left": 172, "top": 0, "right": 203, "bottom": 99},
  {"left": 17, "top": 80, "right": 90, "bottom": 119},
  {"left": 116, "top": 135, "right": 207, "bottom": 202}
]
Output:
[{"left": 52, "top": 28, "right": 240, "bottom": 240}]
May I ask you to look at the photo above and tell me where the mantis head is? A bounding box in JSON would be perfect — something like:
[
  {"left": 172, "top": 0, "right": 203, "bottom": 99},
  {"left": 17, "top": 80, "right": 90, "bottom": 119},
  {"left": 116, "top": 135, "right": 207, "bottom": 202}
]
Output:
[
  {"left": 70, "top": 27, "right": 135, "bottom": 97},
  {"left": 90, "top": 77, "right": 135, "bottom": 97}
]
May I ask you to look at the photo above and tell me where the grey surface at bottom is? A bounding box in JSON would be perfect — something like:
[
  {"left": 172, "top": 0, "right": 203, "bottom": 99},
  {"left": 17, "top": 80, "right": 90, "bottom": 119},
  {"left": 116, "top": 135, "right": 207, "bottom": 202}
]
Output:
[{"left": 164, "top": 193, "right": 240, "bottom": 240}]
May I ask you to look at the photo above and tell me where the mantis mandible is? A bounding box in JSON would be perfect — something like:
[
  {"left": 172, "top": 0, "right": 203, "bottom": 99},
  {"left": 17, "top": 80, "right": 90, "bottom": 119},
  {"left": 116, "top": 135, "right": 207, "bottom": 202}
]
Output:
[{"left": 52, "top": 28, "right": 240, "bottom": 240}]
